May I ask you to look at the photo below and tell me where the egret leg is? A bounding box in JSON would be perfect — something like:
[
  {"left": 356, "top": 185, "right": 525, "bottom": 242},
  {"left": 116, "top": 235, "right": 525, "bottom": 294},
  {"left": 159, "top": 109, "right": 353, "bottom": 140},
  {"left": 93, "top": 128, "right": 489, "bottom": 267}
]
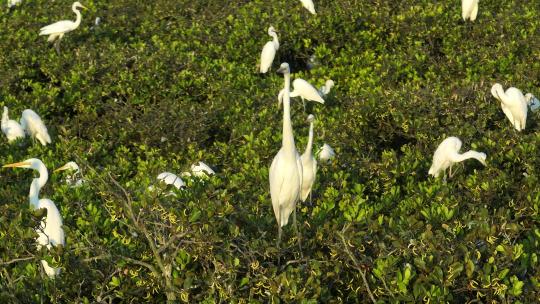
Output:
[
  {"left": 293, "top": 207, "right": 302, "bottom": 254},
  {"left": 54, "top": 39, "right": 61, "bottom": 55},
  {"left": 449, "top": 165, "right": 453, "bottom": 178},
  {"left": 277, "top": 207, "right": 282, "bottom": 249},
  {"left": 302, "top": 98, "right": 306, "bottom": 113}
]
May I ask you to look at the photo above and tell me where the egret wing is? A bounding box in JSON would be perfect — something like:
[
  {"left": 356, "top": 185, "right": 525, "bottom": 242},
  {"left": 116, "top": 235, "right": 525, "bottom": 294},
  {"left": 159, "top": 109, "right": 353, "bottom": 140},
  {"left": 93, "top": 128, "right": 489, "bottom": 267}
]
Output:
[{"left": 40, "top": 20, "right": 76, "bottom": 35}]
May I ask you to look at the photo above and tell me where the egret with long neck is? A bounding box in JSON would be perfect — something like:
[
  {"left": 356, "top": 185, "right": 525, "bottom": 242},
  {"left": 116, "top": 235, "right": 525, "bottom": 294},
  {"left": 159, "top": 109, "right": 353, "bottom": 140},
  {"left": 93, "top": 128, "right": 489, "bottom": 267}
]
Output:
[
  {"left": 4, "top": 159, "right": 65, "bottom": 278},
  {"left": 300, "top": 114, "right": 317, "bottom": 204},
  {"left": 269, "top": 62, "right": 303, "bottom": 249},
  {"left": 491, "top": 83, "right": 528, "bottom": 131},
  {"left": 39, "top": 1, "right": 87, "bottom": 54},
  {"left": 259, "top": 26, "right": 279, "bottom": 73},
  {"left": 428, "top": 137, "right": 487, "bottom": 179},
  {"left": 2, "top": 106, "right": 25, "bottom": 143}
]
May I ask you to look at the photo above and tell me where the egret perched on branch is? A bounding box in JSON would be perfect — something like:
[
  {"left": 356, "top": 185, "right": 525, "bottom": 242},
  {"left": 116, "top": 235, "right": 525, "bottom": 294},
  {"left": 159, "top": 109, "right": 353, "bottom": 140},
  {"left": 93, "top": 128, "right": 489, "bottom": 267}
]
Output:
[
  {"left": 300, "top": 115, "right": 317, "bottom": 204},
  {"left": 4, "top": 159, "right": 65, "bottom": 278},
  {"left": 2, "top": 106, "right": 25, "bottom": 143},
  {"left": 270, "top": 62, "right": 303, "bottom": 249},
  {"left": 259, "top": 26, "right": 279, "bottom": 73},
  {"left": 491, "top": 83, "right": 529, "bottom": 131},
  {"left": 461, "top": 0, "right": 479, "bottom": 21},
  {"left": 318, "top": 143, "right": 335, "bottom": 163},
  {"left": 318, "top": 80, "right": 335, "bottom": 97},
  {"left": 428, "top": 137, "right": 486, "bottom": 179},
  {"left": 288, "top": 78, "right": 325, "bottom": 111},
  {"left": 299, "top": 0, "right": 316, "bottom": 14},
  {"left": 54, "top": 161, "right": 83, "bottom": 187},
  {"left": 157, "top": 172, "right": 185, "bottom": 189},
  {"left": 20, "top": 109, "right": 51, "bottom": 146},
  {"left": 39, "top": 1, "right": 87, "bottom": 54}
]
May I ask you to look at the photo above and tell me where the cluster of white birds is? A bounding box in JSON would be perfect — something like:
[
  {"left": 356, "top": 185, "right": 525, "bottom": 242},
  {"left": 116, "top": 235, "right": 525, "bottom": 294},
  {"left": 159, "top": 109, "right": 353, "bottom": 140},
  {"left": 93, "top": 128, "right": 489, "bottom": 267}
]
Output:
[
  {"left": 149, "top": 161, "right": 216, "bottom": 194},
  {"left": 2, "top": 107, "right": 51, "bottom": 145}
]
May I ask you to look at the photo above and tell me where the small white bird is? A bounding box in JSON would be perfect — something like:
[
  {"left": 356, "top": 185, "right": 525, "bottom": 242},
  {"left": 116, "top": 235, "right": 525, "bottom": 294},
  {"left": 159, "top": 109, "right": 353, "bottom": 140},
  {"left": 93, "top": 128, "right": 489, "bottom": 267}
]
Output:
[
  {"left": 318, "top": 143, "right": 335, "bottom": 163},
  {"left": 290, "top": 79, "right": 325, "bottom": 111},
  {"left": 20, "top": 109, "right": 51, "bottom": 146},
  {"left": 318, "top": 80, "right": 335, "bottom": 97},
  {"left": 2, "top": 106, "right": 25, "bottom": 143},
  {"left": 299, "top": 0, "right": 316, "bottom": 14},
  {"left": 39, "top": 1, "right": 87, "bottom": 54},
  {"left": 461, "top": 0, "right": 479, "bottom": 21},
  {"left": 156, "top": 172, "right": 185, "bottom": 189},
  {"left": 300, "top": 115, "right": 317, "bottom": 203},
  {"left": 259, "top": 26, "right": 279, "bottom": 73},
  {"left": 491, "top": 83, "right": 529, "bottom": 131},
  {"left": 428, "top": 137, "right": 486, "bottom": 179},
  {"left": 4, "top": 159, "right": 65, "bottom": 278},
  {"left": 8, "top": 0, "right": 22, "bottom": 8},
  {"left": 525, "top": 93, "right": 540, "bottom": 112},
  {"left": 54, "top": 161, "right": 83, "bottom": 187},
  {"left": 270, "top": 63, "right": 303, "bottom": 247},
  {"left": 183, "top": 161, "right": 215, "bottom": 178}
]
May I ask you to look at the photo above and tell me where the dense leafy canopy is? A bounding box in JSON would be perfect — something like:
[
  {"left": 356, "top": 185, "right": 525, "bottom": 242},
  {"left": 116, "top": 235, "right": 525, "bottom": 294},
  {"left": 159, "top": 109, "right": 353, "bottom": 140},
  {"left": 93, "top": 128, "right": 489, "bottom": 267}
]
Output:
[{"left": 1, "top": 0, "right": 539, "bottom": 302}]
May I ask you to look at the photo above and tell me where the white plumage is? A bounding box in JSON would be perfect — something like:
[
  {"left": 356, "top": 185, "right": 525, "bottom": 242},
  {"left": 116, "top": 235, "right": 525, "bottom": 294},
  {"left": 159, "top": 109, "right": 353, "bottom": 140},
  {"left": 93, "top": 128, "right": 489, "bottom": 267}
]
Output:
[
  {"left": 290, "top": 78, "right": 325, "bottom": 104},
  {"left": 157, "top": 172, "right": 185, "bottom": 189},
  {"left": 189, "top": 161, "right": 215, "bottom": 178},
  {"left": 300, "top": 115, "right": 317, "bottom": 203},
  {"left": 4, "top": 159, "right": 65, "bottom": 278},
  {"left": 39, "top": 2, "right": 87, "bottom": 52},
  {"left": 8, "top": 0, "right": 22, "bottom": 8},
  {"left": 259, "top": 26, "right": 279, "bottom": 73},
  {"left": 428, "top": 137, "right": 486, "bottom": 178},
  {"left": 269, "top": 63, "right": 303, "bottom": 246},
  {"left": 491, "top": 83, "right": 529, "bottom": 131},
  {"left": 2, "top": 106, "right": 25, "bottom": 143},
  {"left": 299, "top": 0, "right": 316, "bottom": 14},
  {"left": 20, "top": 109, "right": 52, "bottom": 146},
  {"left": 318, "top": 143, "right": 335, "bottom": 162},
  {"left": 318, "top": 80, "right": 335, "bottom": 97},
  {"left": 54, "top": 161, "right": 83, "bottom": 187},
  {"left": 461, "top": 0, "right": 479, "bottom": 21}
]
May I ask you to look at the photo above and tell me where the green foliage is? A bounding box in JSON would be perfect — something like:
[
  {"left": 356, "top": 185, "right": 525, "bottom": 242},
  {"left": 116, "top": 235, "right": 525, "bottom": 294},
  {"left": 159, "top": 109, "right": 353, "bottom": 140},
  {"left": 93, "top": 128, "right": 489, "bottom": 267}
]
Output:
[{"left": 1, "top": 0, "right": 539, "bottom": 302}]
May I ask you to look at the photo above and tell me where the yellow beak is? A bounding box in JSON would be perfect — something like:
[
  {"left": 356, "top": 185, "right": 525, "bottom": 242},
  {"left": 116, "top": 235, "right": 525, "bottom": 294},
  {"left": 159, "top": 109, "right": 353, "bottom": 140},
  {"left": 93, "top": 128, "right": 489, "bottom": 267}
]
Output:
[
  {"left": 54, "top": 164, "right": 70, "bottom": 173},
  {"left": 3, "top": 161, "right": 31, "bottom": 168}
]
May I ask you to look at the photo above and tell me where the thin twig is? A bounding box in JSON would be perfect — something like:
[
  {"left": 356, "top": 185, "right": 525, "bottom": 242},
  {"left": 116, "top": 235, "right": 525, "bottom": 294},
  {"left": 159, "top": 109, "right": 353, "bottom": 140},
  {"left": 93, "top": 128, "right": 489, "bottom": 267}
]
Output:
[{"left": 0, "top": 256, "right": 34, "bottom": 265}]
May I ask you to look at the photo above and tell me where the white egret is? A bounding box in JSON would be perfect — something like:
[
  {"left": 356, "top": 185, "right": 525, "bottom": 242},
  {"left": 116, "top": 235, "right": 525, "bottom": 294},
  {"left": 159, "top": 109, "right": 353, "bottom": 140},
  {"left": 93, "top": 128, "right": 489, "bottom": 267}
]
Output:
[
  {"left": 270, "top": 62, "right": 303, "bottom": 248},
  {"left": 8, "top": 0, "right": 22, "bottom": 8},
  {"left": 525, "top": 93, "right": 540, "bottom": 112},
  {"left": 4, "top": 159, "right": 65, "bottom": 278},
  {"left": 299, "top": 0, "right": 316, "bottom": 14},
  {"left": 157, "top": 172, "right": 185, "bottom": 189},
  {"left": 290, "top": 78, "right": 325, "bottom": 111},
  {"left": 428, "top": 137, "right": 486, "bottom": 179},
  {"left": 461, "top": 0, "right": 479, "bottom": 21},
  {"left": 39, "top": 1, "right": 87, "bottom": 54},
  {"left": 259, "top": 26, "right": 279, "bottom": 73},
  {"left": 318, "top": 143, "right": 335, "bottom": 162},
  {"left": 318, "top": 79, "right": 335, "bottom": 97},
  {"left": 183, "top": 161, "right": 215, "bottom": 178},
  {"left": 300, "top": 114, "right": 317, "bottom": 203},
  {"left": 2, "top": 106, "right": 25, "bottom": 143},
  {"left": 54, "top": 161, "right": 83, "bottom": 187},
  {"left": 491, "top": 83, "right": 529, "bottom": 131},
  {"left": 20, "top": 109, "right": 51, "bottom": 146}
]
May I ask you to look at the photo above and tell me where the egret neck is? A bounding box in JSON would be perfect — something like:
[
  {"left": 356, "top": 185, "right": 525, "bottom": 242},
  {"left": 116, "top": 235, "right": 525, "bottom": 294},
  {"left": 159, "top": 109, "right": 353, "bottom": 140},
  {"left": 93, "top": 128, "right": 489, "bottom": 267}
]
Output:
[{"left": 282, "top": 70, "right": 296, "bottom": 158}]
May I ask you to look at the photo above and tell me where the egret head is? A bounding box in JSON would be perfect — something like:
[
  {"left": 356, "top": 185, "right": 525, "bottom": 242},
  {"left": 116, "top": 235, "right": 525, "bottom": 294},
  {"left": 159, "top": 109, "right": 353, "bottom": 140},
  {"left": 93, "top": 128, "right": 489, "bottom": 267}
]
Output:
[
  {"left": 307, "top": 114, "right": 315, "bottom": 123},
  {"left": 325, "top": 79, "right": 335, "bottom": 89},
  {"left": 3, "top": 158, "right": 43, "bottom": 171},
  {"left": 276, "top": 62, "right": 290, "bottom": 74},
  {"left": 268, "top": 26, "right": 277, "bottom": 35},
  {"left": 491, "top": 83, "right": 503, "bottom": 100},
  {"left": 525, "top": 93, "right": 534, "bottom": 105},
  {"left": 54, "top": 161, "right": 80, "bottom": 173},
  {"left": 73, "top": 1, "right": 87, "bottom": 9}
]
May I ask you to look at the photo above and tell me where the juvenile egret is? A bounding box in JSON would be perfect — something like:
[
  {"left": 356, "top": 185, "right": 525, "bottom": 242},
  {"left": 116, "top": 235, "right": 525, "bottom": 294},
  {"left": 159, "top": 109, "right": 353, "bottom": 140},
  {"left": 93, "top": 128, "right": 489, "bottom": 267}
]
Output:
[
  {"left": 39, "top": 1, "right": 87, "bottom": 54},
  {"left": 491, "top": 83, "right": 529, "bottom": 131},
  {"left": 462, "top": 0, "right": 479, "bottom": 21},
  {"left": 2, "top": 106, "right": 25, "bottom": 143},
  {"left": 259, "top": 26, "right": 279, "bottom": 73},
  {"left": 54, "top": 161, "right": 83, "bottom": 187},
  {"left": 300, "top": 115, "right": 317, "bottom": 204},
  {"left": 318, "top": 143, "right": 335, "bottom": 162},
  {"left": 525, "top": 93, "right": 540, "bottom": 112},
  {"left": 4, "top": 159, "right": 65, "bottom": 278},
  {"left": 428, "top": 137, "right": 486, "bottom": 179},
  {"left": 318, "top": 79, "right": 335, "bottom": 97},
  {"left": 183, "top": 161, "right": 215, "bottom": 178},
  {"left": 20, "top": 109, "right": 51, "bottom": 146},
  {"left": 269, "top": 62, "right": 303, "bottom": 248},
  {"left": 299, "top": 0, "right": 316, "bottom": 14}
]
